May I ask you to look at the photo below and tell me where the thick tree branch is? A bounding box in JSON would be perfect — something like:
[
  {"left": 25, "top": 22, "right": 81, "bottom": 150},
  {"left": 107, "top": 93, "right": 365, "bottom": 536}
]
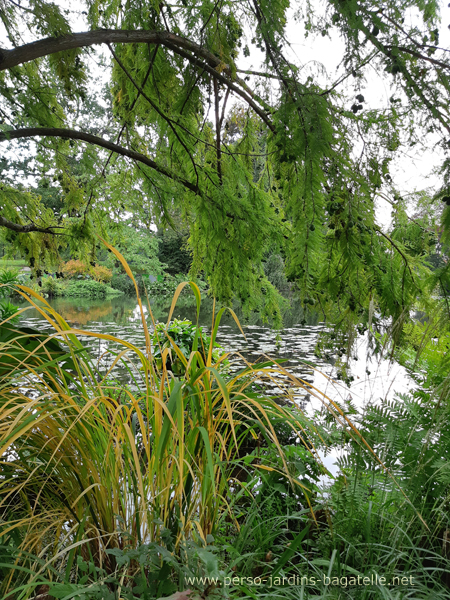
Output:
[
  {"left": 0, "top": 29, "right": 274, "bottom": 130},
  {"left": 0, "top": 214, "right": 64, "bottom": 234},
  {"left": 0, "top": 127, "right": 200, "bottom": 194},
  {"left": 0, "top": 30, "right": 202, "bottom": 70}
]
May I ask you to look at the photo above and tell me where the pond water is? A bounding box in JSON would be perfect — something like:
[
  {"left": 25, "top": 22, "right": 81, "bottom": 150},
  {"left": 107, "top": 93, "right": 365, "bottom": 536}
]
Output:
[
  {"left": 17, "top": 292, "right": 415, "bottom": 475},
  {"left": 16, "top": 292, "right": 414, "bottom": 406}
]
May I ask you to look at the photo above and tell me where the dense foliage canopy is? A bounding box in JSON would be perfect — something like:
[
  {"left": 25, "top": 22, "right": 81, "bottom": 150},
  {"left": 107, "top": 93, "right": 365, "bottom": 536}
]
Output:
[{"left": 1, "top": 0, "right": 450, "bottom": 326}]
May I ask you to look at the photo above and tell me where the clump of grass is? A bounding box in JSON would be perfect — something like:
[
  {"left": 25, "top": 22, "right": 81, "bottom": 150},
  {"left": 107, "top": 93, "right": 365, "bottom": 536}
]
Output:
[{"left": 0, "top": 245, "right": 330, "bottom": 598}]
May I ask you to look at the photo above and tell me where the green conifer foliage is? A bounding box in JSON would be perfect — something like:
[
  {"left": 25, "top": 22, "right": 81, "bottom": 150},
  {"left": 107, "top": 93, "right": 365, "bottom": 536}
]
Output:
[{"left": 0, "top": 0, "right": 449, "bottom": 326}]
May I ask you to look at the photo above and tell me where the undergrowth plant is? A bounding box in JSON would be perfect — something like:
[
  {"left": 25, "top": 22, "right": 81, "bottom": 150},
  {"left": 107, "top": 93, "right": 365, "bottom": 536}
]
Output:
[
  {"left": 0, "top": 268, "right": 20, "bottom": 323},
  {"left": 307, "top": 389, "right": 450, "bottom": 599},
  {"left": 151, "top": 318, "right": 228, "bottom": 375},
  {"left": 0, "top": 244, "right": 330, "bottom": 599}
]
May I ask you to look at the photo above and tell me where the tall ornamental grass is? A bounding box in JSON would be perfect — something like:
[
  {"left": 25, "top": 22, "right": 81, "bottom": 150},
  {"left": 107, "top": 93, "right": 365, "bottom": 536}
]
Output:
[{"left": 0, "top": 246, "right": 331, "bottom": 598}]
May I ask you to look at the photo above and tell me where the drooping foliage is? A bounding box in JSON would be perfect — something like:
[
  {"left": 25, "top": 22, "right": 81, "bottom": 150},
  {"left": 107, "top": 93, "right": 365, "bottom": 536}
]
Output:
[{"left": 0, "top": 0, "right": 449, "bottom": 327}]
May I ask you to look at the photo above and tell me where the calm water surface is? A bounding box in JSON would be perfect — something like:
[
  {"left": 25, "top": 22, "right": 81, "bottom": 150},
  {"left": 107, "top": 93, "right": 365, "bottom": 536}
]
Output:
[{"left": 17, "top": 293, "right": 414, "bottom": 411}]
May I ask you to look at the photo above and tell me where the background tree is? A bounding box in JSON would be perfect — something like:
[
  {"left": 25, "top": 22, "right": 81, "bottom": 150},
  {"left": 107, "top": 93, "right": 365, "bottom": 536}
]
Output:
[
  {"left": 106, "top": 224, "right": 164, "bottom": 275},
  {"left": 157, "top": 228, "right": 192, "bottom": 276}
]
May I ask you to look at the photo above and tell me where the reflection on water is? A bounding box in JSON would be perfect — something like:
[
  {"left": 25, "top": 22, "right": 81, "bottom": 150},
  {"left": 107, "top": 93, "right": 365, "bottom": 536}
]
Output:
[
  {"left": 18, "top": 296, "right": 144, "bottom": 327},
  {"left": 17, "top": 292, "right": 413, "bottom": 408},
  {"left": 17, "top": 293, "right": 329, "bottom": 404}
]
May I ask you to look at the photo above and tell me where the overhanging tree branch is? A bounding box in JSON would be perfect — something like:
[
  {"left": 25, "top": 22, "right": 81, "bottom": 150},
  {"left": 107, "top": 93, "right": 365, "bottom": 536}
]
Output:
[
  {"left": 0, "top": 30, "right": 195, "bottom": 70},
  {"left": 0, "top": 127, "right": 200, "bottom": 194},
  {"left": 0, "top": 215, "right": 64, "bottom": 234},
  {"left": 0, "top": 29, "right": 274, "bottom": 130}
]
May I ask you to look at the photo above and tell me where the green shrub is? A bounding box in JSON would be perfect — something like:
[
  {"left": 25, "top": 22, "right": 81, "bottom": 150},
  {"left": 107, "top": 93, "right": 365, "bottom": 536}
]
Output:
[
  {"left": 65, "top": 280, "right": 108, "bottom": 299},
  {"left": 41, "top": 275, "right": 64, "bottom": 297},
  {"left": 111, "top": 272, "right": 139, "bottom": 294},
  {"left": 24, "top": 278, "right": 122, "bottom": 299},
  {"left": 151, "top": 318, "right": 228, "bottom": 374},
  {"left": 0, "top": 268, "right": 19, "bottom": 296},
  {"left": 0, "top": 300, "right": 19, "bottom": 323},
  {"left": 146, "top": 273, "right": 206, "bottom": 296},
  {"left": 0, "top": 269, "right": 20, "bottom": 322}
]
